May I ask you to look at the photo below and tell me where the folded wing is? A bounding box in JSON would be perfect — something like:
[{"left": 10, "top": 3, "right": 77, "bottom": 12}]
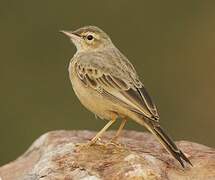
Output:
[{"left": 75, "top": 58, "right": 159, "bottom": 121}]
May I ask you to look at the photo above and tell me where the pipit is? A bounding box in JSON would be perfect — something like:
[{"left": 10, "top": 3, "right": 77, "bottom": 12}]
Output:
[{"left": 61, "top": 26, "right": 192, "bottom": 167}]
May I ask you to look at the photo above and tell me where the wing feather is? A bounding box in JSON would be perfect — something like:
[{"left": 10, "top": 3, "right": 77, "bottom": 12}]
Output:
[{"left": 75, "top": 58, "right": 159, "bottom": 121}]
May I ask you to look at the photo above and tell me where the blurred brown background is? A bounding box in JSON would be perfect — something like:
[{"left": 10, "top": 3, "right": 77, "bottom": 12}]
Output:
[{"left": 0, "top": 0, "right": 215, "bottom": 165}]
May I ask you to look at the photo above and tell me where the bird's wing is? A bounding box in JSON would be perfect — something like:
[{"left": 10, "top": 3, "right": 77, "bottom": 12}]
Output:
[{"left": 74, "top": 55, "right": 159, "bottom": 121}]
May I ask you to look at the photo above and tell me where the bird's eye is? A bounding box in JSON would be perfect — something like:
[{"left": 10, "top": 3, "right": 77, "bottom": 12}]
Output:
[{"left": 86, "top": 35, "right": 94, "bottom": 41}]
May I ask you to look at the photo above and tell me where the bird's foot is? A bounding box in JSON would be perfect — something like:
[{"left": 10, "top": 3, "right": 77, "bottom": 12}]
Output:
[
  {"left": 87, "top": 137, "right": 105, "bottom": 146},
  {"left": 105, "top": 139, "right": 126, "bottom": 148},
  {"left": 75, "top": 137, "right": 105, "bottom": 149}
]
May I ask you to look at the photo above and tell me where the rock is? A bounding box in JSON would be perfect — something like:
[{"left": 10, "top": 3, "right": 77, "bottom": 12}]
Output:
[{"left": 0, "top": 130, "right": 215, "bottom": 180}]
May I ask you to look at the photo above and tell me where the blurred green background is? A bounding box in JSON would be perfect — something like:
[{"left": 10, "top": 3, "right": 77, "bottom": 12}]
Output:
[{"left": 0, "top": 0, "right": 215, "bottom": 166}]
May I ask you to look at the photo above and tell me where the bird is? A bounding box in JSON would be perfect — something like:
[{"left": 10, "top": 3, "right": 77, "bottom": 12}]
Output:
[{"left": 61, "top": 25, "right": 192, "bottom": 168}]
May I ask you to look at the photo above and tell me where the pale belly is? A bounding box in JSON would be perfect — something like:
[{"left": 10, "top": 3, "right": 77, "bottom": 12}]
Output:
[{"left": 68, "top": 62, "right": 119, "bottom": 120}]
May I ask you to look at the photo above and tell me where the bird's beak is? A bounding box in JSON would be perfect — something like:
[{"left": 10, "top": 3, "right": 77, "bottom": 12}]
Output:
[{"left": 60, "top": 30, "right": 81, "bottom": 39}]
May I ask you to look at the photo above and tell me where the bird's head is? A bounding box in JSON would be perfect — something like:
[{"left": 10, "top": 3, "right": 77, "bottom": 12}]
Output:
[{"left": 61, "top": 26, "right": 112, "bottom": 52}]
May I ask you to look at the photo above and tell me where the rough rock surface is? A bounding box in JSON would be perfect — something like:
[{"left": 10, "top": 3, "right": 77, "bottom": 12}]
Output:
[{"left": 0, "top": 130, "right": 215, "bottom": 180}]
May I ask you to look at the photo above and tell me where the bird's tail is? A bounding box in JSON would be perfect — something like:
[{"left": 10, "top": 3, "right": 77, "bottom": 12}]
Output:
[{"left": 140, "top": 119, "right": 192, "bottom": 168}]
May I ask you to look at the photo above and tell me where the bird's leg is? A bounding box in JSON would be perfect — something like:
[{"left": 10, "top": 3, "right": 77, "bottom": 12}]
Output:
[
  {"left": 88, "top": 115, "right": 117, "bottom": 146},
  {"left": 111, "top": 118, "right": 127, "bottom": 143}
]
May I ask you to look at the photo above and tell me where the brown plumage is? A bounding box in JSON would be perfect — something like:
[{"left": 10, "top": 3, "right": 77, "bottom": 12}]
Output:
[{"left": 61, "top": 26, "right": 192, "bottom": 168}]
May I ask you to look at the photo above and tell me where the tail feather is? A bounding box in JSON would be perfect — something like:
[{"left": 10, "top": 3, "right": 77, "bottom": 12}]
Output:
[{"left": 145, "top": 121, "right": 192, "bottom": 168}]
